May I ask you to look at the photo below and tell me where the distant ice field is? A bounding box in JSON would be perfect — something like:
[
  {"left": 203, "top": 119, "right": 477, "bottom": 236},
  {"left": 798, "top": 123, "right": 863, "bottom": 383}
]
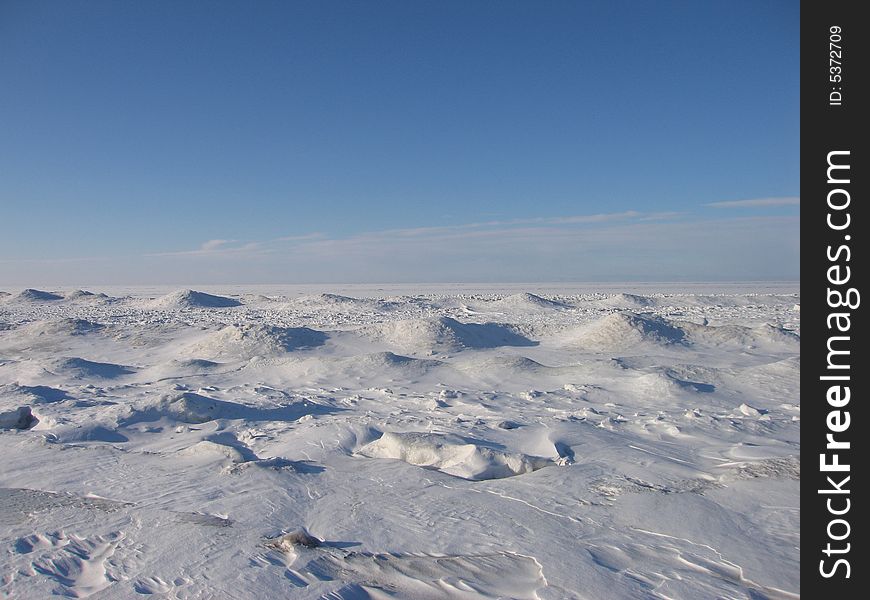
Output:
[{"left": 0, "top": 285, "right": 799, "bottom": 599}]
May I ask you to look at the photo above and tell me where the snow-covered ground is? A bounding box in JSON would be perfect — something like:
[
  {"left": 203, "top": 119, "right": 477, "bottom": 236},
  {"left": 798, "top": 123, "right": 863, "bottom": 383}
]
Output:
[{"left": 0, "top": 284, "right": 799, "bottom": 599}]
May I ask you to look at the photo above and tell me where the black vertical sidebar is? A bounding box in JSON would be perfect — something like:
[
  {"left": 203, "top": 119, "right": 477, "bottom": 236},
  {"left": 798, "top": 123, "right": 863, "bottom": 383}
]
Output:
[{"left": 803, "top": 1, "right": 867, "bottom": 597}]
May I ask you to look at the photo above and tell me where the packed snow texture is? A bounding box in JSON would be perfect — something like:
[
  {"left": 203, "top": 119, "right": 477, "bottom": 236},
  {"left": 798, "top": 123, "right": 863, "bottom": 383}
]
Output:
[{"left": 0, "top": 284, "right": 800, "bottom": 599}]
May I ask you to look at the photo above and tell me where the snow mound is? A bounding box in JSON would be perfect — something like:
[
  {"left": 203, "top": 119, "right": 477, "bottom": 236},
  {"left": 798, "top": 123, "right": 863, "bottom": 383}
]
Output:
[
  {"left": 186, "top": 324, "right": 327, "bottom": 359},
  {"left": 634, "top": 371, "right": 714, "bottom": 396},
  {"left": 47, "top": 357, "right": 135, "bottom": 379},
  {"left": 11, "top": 289, "right": 64, "bottom": 302},
  {"left": 178, "top": 440, "right": 247, "bottom": 463},
  {"left": 45, "top": 423, "right": 129, "bottom": 443},
  {"left": 0, "top": 406, "right": 36, "bottom": 429},
  {"left": 23, "top": 319, "right": 105, "bottom": 337},
  {"left": 359, "top": 431, "right": 553, "bottom": 480},
  {"left": 123, "top": 392, "right": 333, "bottom": 425},
  {"left": 163, "top": 358, "right": 222, "bottom": 371},
  {"left": 266, "top": 528, "right": 322, "bottom": 550},
  {"left": 298, "top": 293, "right": 368, "bottom": 306},
  {"left": 456, "top": 355, "right": 549, "bottom": 374},
  {"left": 127, "top": 392, "right": 248, "bottom": 424},
  {"left": 336, "top": 352, "right": 443, "bottom": 374},
  {"left": 684, "top": 322, "right": 800, "bottom": 348},
  {"left": 493, "top": 293, "right": 569, "bottom": 310},
  {"left": 281, "top": 352, "right": 444, "bottom": 386},
  {"left": 0, "top": 383, "right": 70, "bottom": 404},
  {"left": 294, "top": 293, "right": 397, "bottom": 311},
  {"left": 593, "top": 293, "right": 657, "bottom": 309},
  {"left": 65, "top": 289, "right": 110, "bottom": 302},
  {"left": 564, "top": 312, "right": 686, "bottom": 351},
  {"left": 140, "top": 358, "right": 223, "bottom": 380},
  {"left": 150, "top": 289, "right": 242, "bottom": 309},
  {"left": 362, "top": 317, "right": 536, "bottom": 354},
  {"left": 735, "top": 403, "right": 767, "bottom": 417}
]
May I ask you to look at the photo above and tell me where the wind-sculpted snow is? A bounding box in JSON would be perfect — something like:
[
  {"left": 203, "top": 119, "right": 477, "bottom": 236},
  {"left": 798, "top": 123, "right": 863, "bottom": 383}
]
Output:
[
  {"left": 22, "top": 318, "right": 106, "bottom": 337},
  {"left": 183, "top": 324, "right": 328, "bottom": 359},
  {"left": 561, "top": 311, "right": 687, "bottom": 351},
  {"left": 293, "top": 292, "right": 396, "bottom": 311},
  {"left": 491, "top": 292, "right": 570, "bottom": 310},
  {"left": 120, "top": 391, "right": 339, "bottom": 425},
  {"left": 359, "top": 431, "right": 554, "bottom": 480},
  {"left": 8, "top": 289, "right": 65, "bottom": 302},
  {"left": 591, "top": 292, "right": 658, "bottom": 309},
  {"left": 149, "top": 289, "right": 242, "bottom": 309},
  {"left": 64, "top": 289, "right": 112, "bottom": 302},
  {"left": 0, "top": 383, "right": 71, "bottom": 404},
  {"left": 682, "top": 321, "right": 800, "bottom": 349},
  {"left": 0, "top": 406, "right": 36, "bottom": 429},
  {"left": 0, "top": 284, "right": 799, "bottom": 599},
  {"left": 361, "top": 316, "right": 537, "bottom": 354},
  {"left": 46, "top": 357, "right": 136, "bottom": 380}
]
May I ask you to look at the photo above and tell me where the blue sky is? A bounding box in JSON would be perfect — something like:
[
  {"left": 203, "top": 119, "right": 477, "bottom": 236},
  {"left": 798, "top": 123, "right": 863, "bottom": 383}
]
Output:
[{"left": 0, "top": 0, "right": 798, "bottom": 284}]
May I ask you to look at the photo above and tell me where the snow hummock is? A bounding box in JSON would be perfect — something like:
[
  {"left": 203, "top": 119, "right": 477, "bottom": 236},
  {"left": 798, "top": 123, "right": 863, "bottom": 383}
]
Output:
[
  {"left": 562, "top": 312, "right": 686, "bottom": 350},
  {"left": 593, "top": 292, "right": 658, "bottom": 309},
  {"left": 65, "top": 289, "right": 111, "bottom": 302},
  {"left": 23, "top": 318, "right": 106, "bottom": 337},
  {"left": 150, "top": 289, "right": 242, "bottom": 309},
  {"left": 122, "top": 391, "right": 333, "bottom": 426},
  {"left": 684, "top": 322, "right": 800, "bottom": 349},
  {"left": 183, "top": 324, "right": 327, "bottom": 359},
  {"left": 296, "top": 293, "right": 373, "bottom": 307},
  {"left": 0, "top": 383, "right": 71, "bottom": 404},
  {"left": 493, "top": 292, "right": 569, "bottom": 310},
  {"left": 362, "top": 316, "right": 536, "bottom": 354},
  {"left": 46, "top": 357, "right": 135, "bottom": 379},
  {"left": 0, "top": 406, "right": 36, "bottom": 429},
  {"left": 359, "top": 431, "right": 553, "bottom": 480},
  {"left": 10, "top": 289, "right": 64, "bottom": 302},
  {"left": 266, "top": 527, "right": 322, "bottom": 550}
]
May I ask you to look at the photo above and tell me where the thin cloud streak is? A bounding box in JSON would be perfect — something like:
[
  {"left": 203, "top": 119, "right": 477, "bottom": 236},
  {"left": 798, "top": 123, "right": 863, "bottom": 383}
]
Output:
[
  {"left": 154, "top": 210, "right": 686, "bottom": 257},
  {"left": 706, "top": 197, "right": 800, "bottom": 208},
  {"left": 0, "top": 212, "right": 798, "bottom": 284}
]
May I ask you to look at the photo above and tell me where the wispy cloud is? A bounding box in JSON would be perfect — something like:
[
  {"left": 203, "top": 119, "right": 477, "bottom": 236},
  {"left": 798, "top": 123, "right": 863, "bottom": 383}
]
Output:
[
  {"left": 149, "top": 239, "right": 262, "bottom": 258},
  {"left": 706, "top": 196, "right": 800, "bottom": 209},
  {"left": 380, "top": 210, "right": 687, "bottom": 238},
  {"left": 1, "top": 210, "right": 798, "bottom": 284},
  {"left": 200, "top": 239, "right": 234, "bottom": 252},
  {"left": 275, "top": 233, "right": 326, "bottom": 242},
  {"left": 158, "top": 210, "right": 685, "bottom": 256},
  {"left": 150, "top": 233, "right": 327, "bottom": 258},
  {"left": 131, "top": 210, "right": 796, "bottom": 281}
]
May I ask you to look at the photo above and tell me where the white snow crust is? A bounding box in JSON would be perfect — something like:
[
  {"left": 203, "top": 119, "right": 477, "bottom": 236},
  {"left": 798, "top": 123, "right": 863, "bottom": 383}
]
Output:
[{"left": 0, "top": 283, "right": 799, "bottom": 598}]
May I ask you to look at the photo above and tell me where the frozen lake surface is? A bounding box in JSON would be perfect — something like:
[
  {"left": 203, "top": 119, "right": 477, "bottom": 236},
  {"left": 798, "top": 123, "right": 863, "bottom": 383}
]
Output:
[{"left": 0, "top": 284, "right": 799, "bottom": 599}]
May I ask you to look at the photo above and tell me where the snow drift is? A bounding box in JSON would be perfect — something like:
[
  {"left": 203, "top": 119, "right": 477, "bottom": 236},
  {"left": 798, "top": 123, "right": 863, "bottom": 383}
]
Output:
[
  {"left": 562, "top": 312, "right": 686, "bottom": 351},
  {"left": 22, "top": 319, "right": 105, "bottom": 337},
  {"left": 46, "top": 357, "right": 135, "bottom": 379},
  {"left": 150, "top": 289, "right": 242, "bottom": 309},
  {"left": 492, "top": 293, "right": 569, "bottom": 310},
  {"left": 361, "top": 316, "right": 536, "bottom": 354},
  {"left": 9, "top": 289, "right": 64, "bottom": 302},
  {"left": 184, "top": 324, "right": 327, "bottom": 359},
  {"left": 359, "top": 431, "right": 553, "bottom": 480},
  {"left": 682, "top": 322, "right": 800, "bottom": 349},
  {"left": 65, "top": 289, "right": 111, "bottom": 302},
  {"left": 591, "top": 293, "right": 657, "bottom": 309}
]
